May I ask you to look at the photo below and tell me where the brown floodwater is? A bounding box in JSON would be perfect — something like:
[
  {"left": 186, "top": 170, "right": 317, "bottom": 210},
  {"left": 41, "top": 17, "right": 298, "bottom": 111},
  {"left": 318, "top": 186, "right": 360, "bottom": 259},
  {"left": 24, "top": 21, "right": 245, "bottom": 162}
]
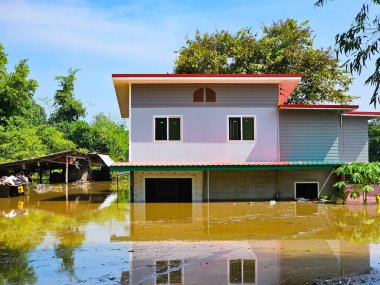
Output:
[{"left": 0, "top": 181, "right": 380, "bottom": 285}]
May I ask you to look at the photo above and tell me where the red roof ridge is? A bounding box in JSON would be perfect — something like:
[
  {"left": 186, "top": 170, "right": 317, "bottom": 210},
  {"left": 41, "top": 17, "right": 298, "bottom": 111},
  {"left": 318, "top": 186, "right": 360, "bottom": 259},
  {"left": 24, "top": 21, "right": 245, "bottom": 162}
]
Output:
[
  {"left": 345, "top": 111, "right": 380, "bottom": 116},
  {"left": 112, "top": 73, "right": 302, "bottom": 78},
  {"left": 279, "top": 104, "right": 359, "bottom": 109}
]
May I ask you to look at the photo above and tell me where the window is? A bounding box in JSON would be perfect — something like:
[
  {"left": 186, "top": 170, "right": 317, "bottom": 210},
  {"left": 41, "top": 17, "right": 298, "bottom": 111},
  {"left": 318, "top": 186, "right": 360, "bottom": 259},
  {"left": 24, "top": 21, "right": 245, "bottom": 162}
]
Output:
[
  {"left": 228, "top": 116, "right": 255, "bottom": 141},
  {"left": 155, "top": 116, "right": 181, "bottom": 141},
  {"left": 156, "top": 260, "right": 183, "bottom": 284},
  {"left": 229, "top": 259, "right": 256, "bottom": 284},
  {"left": 193, "top": 88, "right": 216, "bottom": 103},
  {"left": 294, "top": 182, "right": 319, "bottom": 199}
]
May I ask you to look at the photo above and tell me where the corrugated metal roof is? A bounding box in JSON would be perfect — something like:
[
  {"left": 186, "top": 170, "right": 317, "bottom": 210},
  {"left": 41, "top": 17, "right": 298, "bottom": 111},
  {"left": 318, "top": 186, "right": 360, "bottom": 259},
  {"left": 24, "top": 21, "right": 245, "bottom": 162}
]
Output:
[
  {"left": 343, "top": 111, "right": 380, "bottom": 117},
  {"left": 111, "top": 161, "right": 345, "bottom": 171}
]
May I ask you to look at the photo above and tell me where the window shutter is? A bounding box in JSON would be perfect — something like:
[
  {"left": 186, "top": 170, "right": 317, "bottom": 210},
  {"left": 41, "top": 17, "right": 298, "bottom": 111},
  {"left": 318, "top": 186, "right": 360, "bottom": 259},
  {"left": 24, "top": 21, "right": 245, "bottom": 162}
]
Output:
[
  {"left": 193, "top": 88, "right": 204, "bottom": 102},
  {"left": 206, "top": 88, "right": 216, "bottom": 102}
]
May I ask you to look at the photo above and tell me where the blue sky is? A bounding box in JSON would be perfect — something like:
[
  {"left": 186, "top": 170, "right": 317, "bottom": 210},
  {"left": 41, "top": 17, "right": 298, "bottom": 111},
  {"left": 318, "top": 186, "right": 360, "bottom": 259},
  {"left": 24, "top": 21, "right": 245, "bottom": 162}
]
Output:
[{"left": 0, "top": 0, "right": 378, "bottom": 122}]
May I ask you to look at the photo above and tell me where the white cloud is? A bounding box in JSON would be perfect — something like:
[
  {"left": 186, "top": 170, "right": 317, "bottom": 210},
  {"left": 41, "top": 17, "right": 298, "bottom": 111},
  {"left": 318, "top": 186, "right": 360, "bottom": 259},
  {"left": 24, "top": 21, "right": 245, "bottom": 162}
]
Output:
[{"left": 0, "top": 0, "right": 188, "bottom": 62}]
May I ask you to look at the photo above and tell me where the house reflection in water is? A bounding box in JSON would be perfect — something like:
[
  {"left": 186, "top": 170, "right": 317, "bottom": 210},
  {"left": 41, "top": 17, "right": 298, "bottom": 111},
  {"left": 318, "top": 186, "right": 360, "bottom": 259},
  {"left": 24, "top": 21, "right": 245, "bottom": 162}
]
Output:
[{"left": 115, "top": 203, "right": 371, "bottom": 285}]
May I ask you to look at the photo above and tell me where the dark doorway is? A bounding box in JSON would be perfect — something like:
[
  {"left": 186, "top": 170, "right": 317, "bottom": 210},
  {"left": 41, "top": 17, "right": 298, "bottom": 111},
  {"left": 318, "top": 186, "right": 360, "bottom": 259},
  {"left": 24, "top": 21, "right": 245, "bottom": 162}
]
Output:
[
  {"left": 295, "top": 182, "right": 319, "bottom": 199},
  {"left": 145, "top": 178, "right": 192, "bottom": 202}
]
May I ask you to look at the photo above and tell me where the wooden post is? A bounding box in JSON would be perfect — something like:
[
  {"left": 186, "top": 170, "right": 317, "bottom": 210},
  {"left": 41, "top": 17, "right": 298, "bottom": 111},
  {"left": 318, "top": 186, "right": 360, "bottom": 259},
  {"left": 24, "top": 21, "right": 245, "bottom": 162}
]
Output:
[
  {"left": 130, "top": 171, "right": 134, "bottom": 203},
  {"left": 39, "top": 169, "right": 42, "bottom": 184},
  {"left": 65, "top": 156, "right": 69, "bottom": 184}
]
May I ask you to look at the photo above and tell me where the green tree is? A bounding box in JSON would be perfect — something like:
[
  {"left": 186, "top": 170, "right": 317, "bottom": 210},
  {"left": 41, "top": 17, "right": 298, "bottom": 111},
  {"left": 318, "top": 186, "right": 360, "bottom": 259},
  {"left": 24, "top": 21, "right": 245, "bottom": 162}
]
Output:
[
  {"left": 174, "top": 19, "right": 355, "bottom": 103},
  {"left": 334, "top": 162, "right": 380, "bottom": 204},
  {"left": 369, "top": 119, "right": 380, "bottom": 161},
  {"left": 49, "top": 68, "right": 86, "bottom": 124},
  {"left": 0, "top": 119, "right": 74, "bottom": 162},
  {"left": 56, "top": 120, "right": 94, "bottom": 152},
  {"left": 315, "top": 0, "right": 380, "bottom": 106},
  {"left": 90, "top": 113, "right": 129, "bottom": 161},
  {"left": 0, "top": 44, "right": 46, "bottom": 126}
]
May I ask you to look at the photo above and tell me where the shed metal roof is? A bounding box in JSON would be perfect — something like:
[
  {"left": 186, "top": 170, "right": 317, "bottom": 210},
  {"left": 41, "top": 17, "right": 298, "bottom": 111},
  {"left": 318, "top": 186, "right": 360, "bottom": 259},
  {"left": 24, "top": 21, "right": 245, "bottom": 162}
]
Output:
[{"left": 0, "top": 150, "right": 114, "bottom": 172}]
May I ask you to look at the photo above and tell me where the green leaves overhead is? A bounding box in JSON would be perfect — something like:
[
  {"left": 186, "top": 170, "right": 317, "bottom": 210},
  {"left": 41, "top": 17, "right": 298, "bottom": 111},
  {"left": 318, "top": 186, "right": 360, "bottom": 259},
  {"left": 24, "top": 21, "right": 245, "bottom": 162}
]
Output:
[
  {"left": 175, "top": 19, "right": 355, "bottom": 104},
  {"left": 315, "top": 0, "right": 380, "bottom": 106}
]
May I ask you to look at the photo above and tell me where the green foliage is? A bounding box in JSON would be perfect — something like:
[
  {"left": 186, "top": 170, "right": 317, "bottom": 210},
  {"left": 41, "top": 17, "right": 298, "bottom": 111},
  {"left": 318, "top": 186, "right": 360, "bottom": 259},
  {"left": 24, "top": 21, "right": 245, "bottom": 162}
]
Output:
[
  {"left": 49, "top": 68, "right": 86, "bottom": 124},
  {"left": 0, "top": 44, "right": 45, "bottom": 126},
  {"left": 90, "top": 113, "right": 129, "bottom": 161},
  {"left": 56, "top": 114, "right": 129, "bottom": 161},
  {"left": 369, "top": 120, "right": 380, "bottom": 161},
  {"left": 0, "top": 119, "right": 74, "bottom": 162},
  {"left": 0, "top": 44, "right": 129, "bottom": 162},
  {"left": 315, "top": 0, "right": 380, "bottom": 106},
  {"left": 334, "top": 162, "right": 380, "bottom": 204},
  {"left": 174, "top": 19, "right": 355, "bottom": 103}
]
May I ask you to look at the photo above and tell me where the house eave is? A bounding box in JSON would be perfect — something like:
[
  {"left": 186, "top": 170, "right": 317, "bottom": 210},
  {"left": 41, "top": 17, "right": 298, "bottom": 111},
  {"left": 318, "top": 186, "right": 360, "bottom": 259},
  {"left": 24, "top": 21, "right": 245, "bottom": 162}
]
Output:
[{"left": 110, "top": 161, "right": 345, "bottom": 172}]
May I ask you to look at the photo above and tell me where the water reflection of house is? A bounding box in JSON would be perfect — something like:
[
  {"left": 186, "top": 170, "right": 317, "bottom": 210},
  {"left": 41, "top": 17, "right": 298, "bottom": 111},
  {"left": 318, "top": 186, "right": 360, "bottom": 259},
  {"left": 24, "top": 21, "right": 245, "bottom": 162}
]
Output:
[{"left": 116, "top": 203, "right": 371, "bottom": 285}]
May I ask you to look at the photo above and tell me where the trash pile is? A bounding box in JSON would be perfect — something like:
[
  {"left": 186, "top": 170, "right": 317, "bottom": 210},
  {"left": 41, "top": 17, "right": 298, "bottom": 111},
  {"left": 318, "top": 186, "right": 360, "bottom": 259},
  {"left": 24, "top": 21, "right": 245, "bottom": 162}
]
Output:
[
  {"left": 0, "top": 172, "right": 30, "bottom": 186},
  {"left": 33, "top": 184, "right": 54, "bottom": 193}
]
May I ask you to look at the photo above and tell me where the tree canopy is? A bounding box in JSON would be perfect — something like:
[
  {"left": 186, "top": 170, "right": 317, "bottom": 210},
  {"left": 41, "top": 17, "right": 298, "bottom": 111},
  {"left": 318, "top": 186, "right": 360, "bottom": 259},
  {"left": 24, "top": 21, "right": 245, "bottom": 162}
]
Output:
[
  {"left": 174, "top": 19, "right": 355, "bottom": 104},
  {"left": 0, "top": 44, "right": 129, "bottom": 163},
  {"left": 315, "top": 0, "right": 380, "bottom": 106},
  {"left": 369, "top": 120, "right": 380, "bottom": 161},
  {"left": 49, "top": 68, "right": 86, "bottom": 124},
  {"left": 0, "top": 44, "right": 45, "bottom": 126}
]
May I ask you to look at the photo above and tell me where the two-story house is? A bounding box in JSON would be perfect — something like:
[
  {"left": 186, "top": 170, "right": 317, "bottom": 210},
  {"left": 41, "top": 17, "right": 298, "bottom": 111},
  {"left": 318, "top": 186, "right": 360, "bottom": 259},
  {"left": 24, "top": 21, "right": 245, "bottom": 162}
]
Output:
[{"left": 110, "top": 74, "right": 380, "bottom": 202}]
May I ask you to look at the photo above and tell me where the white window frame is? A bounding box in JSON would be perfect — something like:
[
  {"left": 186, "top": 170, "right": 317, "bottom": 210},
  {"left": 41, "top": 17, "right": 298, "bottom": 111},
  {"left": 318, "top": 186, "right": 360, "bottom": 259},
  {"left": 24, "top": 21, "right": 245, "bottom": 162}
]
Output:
[
  {"left": 227, "top": 258, "right": 257, "bottom": 285},
  {"left": 154, "top": 259, "right": 184, "bottom": 285},
  {"left": 294, "top": 181, "right": 320, "bottom": 199},
  {"left": 227, "top": 115, "right": 256, "bottom": 142},
  {"left": 153, "top": 115, "right": 183, "bottom": 142}
]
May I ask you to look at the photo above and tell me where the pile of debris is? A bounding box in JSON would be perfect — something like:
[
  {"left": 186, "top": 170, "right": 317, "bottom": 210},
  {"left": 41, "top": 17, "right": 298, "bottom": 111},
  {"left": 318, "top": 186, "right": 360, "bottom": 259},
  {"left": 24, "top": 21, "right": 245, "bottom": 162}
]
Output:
[{"left": 0, "top": 172, "right": 30, "bottom": 186}]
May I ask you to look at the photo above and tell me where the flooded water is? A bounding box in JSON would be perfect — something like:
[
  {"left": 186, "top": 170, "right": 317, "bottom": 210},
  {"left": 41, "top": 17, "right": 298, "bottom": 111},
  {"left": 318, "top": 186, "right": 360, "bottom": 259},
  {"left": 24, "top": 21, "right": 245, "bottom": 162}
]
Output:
[{"left": 1, "top": 182, "right": 380, "bottom": 284}]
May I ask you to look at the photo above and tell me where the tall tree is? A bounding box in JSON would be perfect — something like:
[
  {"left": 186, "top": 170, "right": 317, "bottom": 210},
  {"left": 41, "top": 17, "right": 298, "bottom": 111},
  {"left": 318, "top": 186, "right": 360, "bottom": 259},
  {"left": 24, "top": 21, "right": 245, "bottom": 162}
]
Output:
[
  {"left": 0, "top": 44, "right": 45, "bottom": 126},
  {"left": 49, "top": 68, "right": 86, "bottom": 124},
  {"left": 315, "top": 0, "right": 380, "bottom": 106},
  {"left": 369, "top": 119, "right": 380, "bottom": 161},
  {"left": 174, "top": 19, "right": 354, "bottom": 104}
]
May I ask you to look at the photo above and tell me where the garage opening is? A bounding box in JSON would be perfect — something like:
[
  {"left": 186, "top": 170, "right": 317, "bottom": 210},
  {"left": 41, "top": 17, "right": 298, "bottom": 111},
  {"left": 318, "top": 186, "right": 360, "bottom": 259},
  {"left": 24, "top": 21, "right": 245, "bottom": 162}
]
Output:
[
  {"left": 295, "top": 182, "right": 319, "bottom": 199},
  {"left": 145, "top": 178, "right": 192, "bottom": 202}
]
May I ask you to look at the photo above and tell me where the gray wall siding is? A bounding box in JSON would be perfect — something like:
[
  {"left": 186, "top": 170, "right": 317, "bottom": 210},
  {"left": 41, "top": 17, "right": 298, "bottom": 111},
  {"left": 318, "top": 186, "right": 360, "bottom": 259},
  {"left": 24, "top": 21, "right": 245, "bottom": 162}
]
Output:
[
  {"left": 132, "top": 84, "right": 278, "bottom": 108},
  {"left": 339, "top": 117, "right": 369, "bottom": 162},
  {"left": 279, "top": 111, "right": 339, "bottom": 161}
]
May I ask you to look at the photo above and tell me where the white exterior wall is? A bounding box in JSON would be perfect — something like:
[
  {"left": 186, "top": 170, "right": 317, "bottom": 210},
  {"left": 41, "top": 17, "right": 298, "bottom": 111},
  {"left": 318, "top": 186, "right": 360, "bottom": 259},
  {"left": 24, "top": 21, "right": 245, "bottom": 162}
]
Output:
[
  {"left": 130, "top": 84, "right": 279, "bottom": 162},
  {"left": 131, "top": 107, "right": 278, "bottom": 162},
  {"left": 134, "top": 171, "right": 203, "bottom": 202}
]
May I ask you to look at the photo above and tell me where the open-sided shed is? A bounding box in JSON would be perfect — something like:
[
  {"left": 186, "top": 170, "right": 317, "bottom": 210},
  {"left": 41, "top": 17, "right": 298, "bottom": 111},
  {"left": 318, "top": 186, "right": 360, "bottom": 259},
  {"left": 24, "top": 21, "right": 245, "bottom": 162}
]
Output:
[{"left": 0, "top": 150, "right": 114, "bottom": 183}]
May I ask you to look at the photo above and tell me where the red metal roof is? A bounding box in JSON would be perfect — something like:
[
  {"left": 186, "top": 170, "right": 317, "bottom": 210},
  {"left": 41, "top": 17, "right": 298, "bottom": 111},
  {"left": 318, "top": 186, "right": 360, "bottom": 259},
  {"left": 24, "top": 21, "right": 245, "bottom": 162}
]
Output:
[
  {"left": 112, "top": 161, "right": 292, "bottom": 167},
  {"left": 279, "top": 104, "right": 359, "bottom": 110},
  {"left": 112, "top": 73, "right": 302, "bottom": 78},
  {"left": 343, "top": 111, "right": 380, "bottom": 117}
]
